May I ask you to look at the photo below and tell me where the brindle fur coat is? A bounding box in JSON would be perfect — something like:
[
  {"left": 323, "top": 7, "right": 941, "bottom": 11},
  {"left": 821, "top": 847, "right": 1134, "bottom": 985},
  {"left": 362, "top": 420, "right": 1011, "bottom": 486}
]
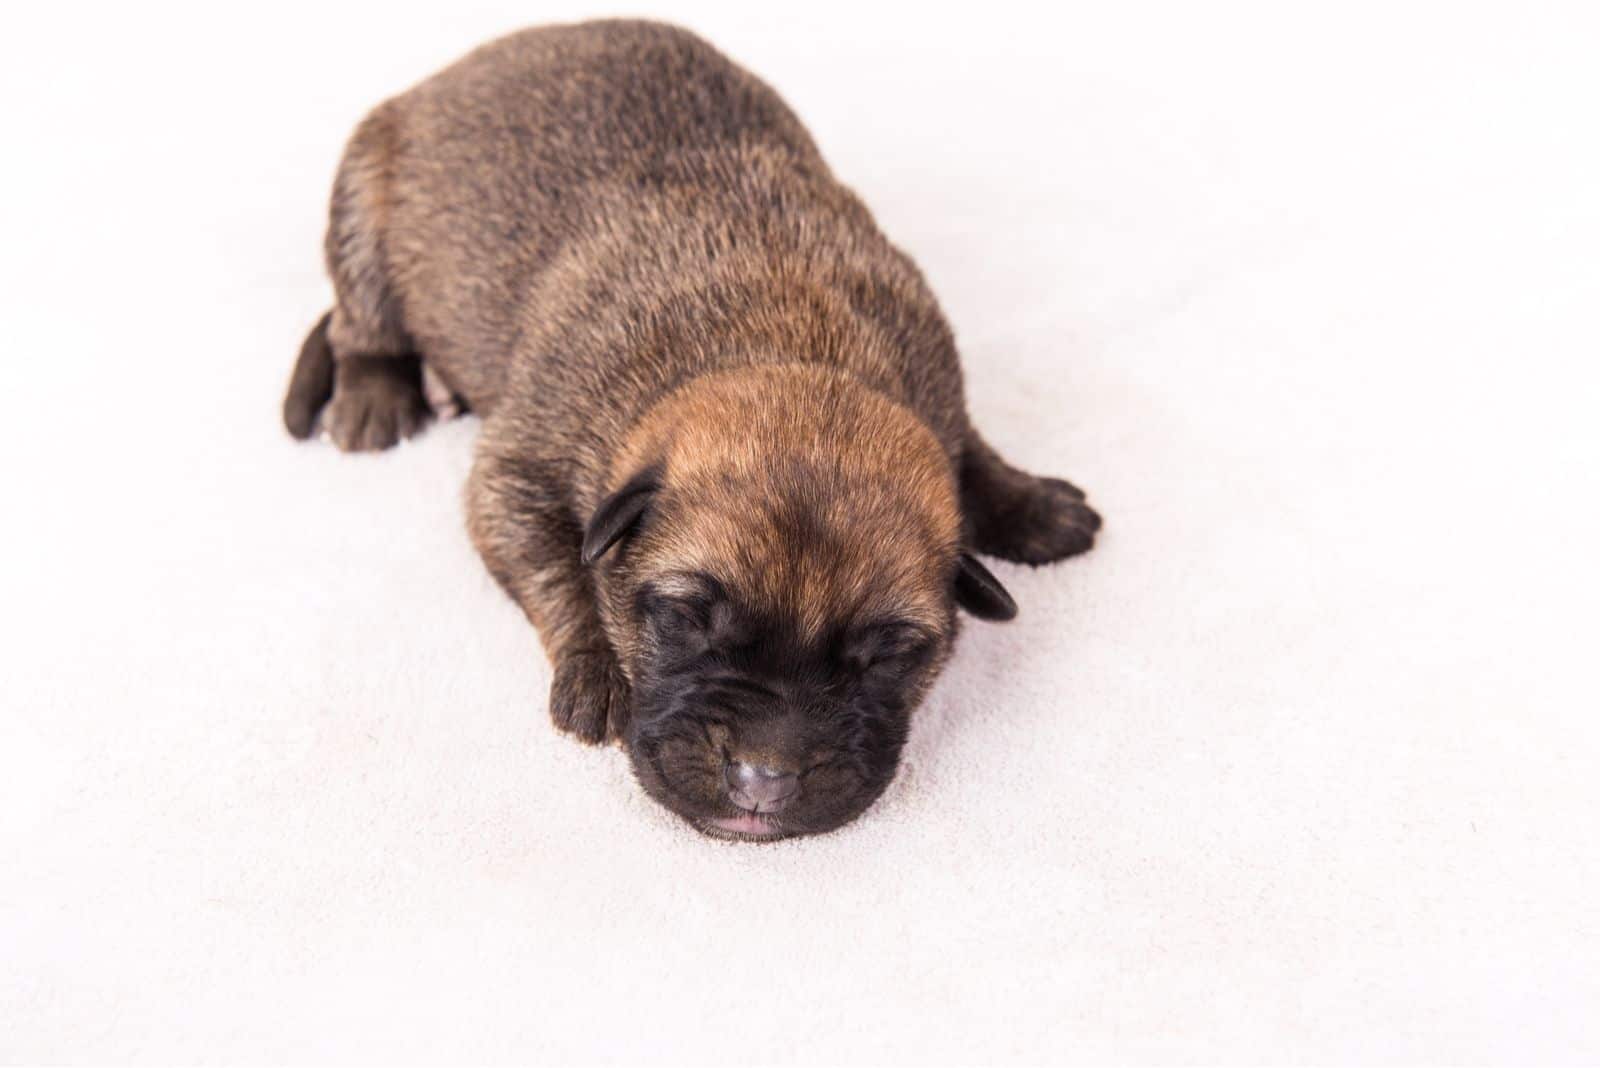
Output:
[{"left": 285, "top": 20, "right": 1100, "bottom": 838}]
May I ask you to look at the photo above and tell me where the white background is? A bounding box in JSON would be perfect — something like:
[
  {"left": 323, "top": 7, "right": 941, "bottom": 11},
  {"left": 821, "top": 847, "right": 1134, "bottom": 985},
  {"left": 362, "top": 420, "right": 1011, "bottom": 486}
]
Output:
[{"left": 3, "top": 1, "right": 1598, "bottom": 1063}]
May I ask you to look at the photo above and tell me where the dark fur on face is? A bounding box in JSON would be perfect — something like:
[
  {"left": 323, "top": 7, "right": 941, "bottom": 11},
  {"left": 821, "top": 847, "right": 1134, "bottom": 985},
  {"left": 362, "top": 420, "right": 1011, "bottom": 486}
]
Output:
[
  {"left": 283, "top": 20, "right": 1102, "bottom": 841},
  {"left": 624, "top": 571, "right": 939, "bottom": 838}
]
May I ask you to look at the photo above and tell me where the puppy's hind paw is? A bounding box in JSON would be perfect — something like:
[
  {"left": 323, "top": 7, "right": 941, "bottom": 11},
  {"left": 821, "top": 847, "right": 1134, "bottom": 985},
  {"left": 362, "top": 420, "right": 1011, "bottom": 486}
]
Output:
[
  {"left": 325, "top": 355, "right": 430, "bottom": 452},
  {"left": 550, "top": 647, "right": 632, "bottom": 745}
]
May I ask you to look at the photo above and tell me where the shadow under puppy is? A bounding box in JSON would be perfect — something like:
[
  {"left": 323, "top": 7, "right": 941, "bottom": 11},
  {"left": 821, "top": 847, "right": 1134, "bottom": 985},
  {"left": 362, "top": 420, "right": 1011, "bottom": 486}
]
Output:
[{"left": 284, "top": 20, "right": 1102, "bottom": 840}]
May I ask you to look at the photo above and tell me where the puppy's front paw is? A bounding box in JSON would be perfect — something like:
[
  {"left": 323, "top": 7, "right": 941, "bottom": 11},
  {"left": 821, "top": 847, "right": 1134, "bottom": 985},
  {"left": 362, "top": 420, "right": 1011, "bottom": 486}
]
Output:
[
  {"left": 973, "top": 476, "right": 1103, "bottom": 565},
  {"left": 550, "top": 648, "right": 631, "bottom": 744}
]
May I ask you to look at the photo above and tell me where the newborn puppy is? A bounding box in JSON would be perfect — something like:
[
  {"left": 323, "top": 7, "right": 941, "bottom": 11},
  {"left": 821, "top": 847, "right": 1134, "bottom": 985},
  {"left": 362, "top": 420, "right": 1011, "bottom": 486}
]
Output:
[{"left": 284, "top": 20, "right": 1101, "bottom": 839}]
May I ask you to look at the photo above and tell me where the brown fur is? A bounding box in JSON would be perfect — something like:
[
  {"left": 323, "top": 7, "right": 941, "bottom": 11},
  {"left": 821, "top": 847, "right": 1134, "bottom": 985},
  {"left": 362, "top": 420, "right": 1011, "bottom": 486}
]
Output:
[{"left": 284, "top": 20, "right": 1101, "bottom": 836}]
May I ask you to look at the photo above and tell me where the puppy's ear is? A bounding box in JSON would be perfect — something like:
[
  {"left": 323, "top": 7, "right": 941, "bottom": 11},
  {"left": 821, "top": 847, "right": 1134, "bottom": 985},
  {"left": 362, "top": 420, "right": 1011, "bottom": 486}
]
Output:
[
  {"left": 581, "top": 468, "right": 659, "bottom": 564},
  {"left": 953, "top": 552, "right": 1017, "bottom": 621}
]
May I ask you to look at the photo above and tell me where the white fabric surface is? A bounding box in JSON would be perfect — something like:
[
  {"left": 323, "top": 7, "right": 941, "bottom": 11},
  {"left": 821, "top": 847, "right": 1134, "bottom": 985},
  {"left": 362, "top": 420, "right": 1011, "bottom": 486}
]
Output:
[{"left": 4, "top": 2, "right": 1598, "bottom": 1063}]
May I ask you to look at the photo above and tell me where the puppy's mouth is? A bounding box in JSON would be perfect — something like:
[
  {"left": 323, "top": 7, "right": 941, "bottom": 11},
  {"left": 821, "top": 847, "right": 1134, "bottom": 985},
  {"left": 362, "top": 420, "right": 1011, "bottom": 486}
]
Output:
[{"left": 699, "top": 812, "right": 788, "bottom": 840}]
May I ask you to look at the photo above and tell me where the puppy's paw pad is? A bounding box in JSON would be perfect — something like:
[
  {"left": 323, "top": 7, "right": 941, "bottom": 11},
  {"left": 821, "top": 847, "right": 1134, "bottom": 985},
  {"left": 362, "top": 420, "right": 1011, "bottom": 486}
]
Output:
[
  {"left": 422, "top": 364, "right": 467, "bottom": 421},
  {"left": 550, "top": 649, "right": 631, "bottom": 744}
]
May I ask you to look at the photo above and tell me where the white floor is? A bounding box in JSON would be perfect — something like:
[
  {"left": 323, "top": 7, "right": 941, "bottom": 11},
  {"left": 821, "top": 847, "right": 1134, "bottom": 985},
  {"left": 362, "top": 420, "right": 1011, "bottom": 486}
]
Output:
[{"left": 4, "top": 2, "right": 1598, "bottom": 1063}]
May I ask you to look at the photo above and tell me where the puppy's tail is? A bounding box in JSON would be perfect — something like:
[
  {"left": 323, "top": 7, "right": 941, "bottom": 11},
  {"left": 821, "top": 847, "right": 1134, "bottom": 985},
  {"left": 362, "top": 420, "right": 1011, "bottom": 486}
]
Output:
[{"left": 283, "top": 310, "right": 335, "bottom": 439}]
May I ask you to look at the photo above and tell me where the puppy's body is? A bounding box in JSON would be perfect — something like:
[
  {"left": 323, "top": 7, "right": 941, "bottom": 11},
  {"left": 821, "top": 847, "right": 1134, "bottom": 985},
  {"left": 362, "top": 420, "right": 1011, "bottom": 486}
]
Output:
[{"left": 287, "top": 21, "right": 1101, "bottom": 838}]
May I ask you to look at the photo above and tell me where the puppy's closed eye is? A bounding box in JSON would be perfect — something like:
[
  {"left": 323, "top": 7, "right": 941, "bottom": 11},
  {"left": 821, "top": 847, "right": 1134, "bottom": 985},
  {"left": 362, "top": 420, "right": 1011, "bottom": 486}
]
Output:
[
  {"left": 842, "top": 622, "right": 935, "bottom": 680},
  {"left": 638, "top": 577, "right": 748, "bottom": 657}
]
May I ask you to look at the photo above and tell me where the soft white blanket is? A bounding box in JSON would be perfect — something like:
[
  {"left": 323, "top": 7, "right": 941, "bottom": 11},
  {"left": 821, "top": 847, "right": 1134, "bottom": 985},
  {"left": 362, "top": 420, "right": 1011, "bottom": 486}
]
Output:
[{"left": 3, "top": 2, "right": 1596, "bottom": 1062}]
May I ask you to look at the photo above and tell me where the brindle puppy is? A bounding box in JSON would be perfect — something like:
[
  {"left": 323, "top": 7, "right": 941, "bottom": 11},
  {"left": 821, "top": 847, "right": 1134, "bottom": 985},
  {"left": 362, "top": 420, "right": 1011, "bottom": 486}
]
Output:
[{"left": 284, "top": 20, "right": 1101, "bottom": 840}]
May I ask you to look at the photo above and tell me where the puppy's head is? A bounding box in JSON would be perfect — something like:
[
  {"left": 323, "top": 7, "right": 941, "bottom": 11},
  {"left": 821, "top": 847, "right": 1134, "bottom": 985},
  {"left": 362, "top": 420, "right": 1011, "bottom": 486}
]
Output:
[{"left": 585, "top": 367, "right": 1016, "bottom": 840}]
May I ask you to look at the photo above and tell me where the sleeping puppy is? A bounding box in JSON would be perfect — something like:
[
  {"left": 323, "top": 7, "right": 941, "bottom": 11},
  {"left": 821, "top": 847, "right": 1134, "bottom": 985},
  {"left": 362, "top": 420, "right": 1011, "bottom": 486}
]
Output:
[{"left": 283, "top": 20, "right": 1101, "bottom": 839}]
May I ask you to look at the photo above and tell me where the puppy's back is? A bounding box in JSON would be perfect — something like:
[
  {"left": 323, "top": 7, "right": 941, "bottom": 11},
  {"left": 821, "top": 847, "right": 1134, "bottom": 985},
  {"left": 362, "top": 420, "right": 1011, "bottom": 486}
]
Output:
[
  {"left": 408, "top": 21, "right": 821, "bottom": 182},
  {"left": 353, "top": 21, "right": 824, "bottom": 397}
]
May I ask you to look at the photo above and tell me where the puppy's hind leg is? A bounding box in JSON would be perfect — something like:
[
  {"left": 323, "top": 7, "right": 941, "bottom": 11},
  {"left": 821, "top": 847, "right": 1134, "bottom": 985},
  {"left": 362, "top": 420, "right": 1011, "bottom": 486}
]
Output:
[
  {"left": 959, "top": 427, "right": 1102, "bottom": 564},
  {"left": 282, "top": 308, "right": 429, "bottom": 451},
  {"left": 314, "top": 104, "right": 430, "bottom": 451}
]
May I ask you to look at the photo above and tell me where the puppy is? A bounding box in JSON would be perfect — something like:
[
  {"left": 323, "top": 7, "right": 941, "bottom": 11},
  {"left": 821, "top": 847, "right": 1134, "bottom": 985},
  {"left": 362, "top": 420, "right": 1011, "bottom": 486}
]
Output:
[{"left": 283, "top": 20, "right": 1101, "bottom": 839}]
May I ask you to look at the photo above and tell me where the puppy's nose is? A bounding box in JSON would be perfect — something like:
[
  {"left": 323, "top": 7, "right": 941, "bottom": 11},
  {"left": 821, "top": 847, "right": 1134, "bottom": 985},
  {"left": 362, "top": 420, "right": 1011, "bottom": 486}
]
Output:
[{"left": 725, "top": 761, "right": 799, "bottom": 813}]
